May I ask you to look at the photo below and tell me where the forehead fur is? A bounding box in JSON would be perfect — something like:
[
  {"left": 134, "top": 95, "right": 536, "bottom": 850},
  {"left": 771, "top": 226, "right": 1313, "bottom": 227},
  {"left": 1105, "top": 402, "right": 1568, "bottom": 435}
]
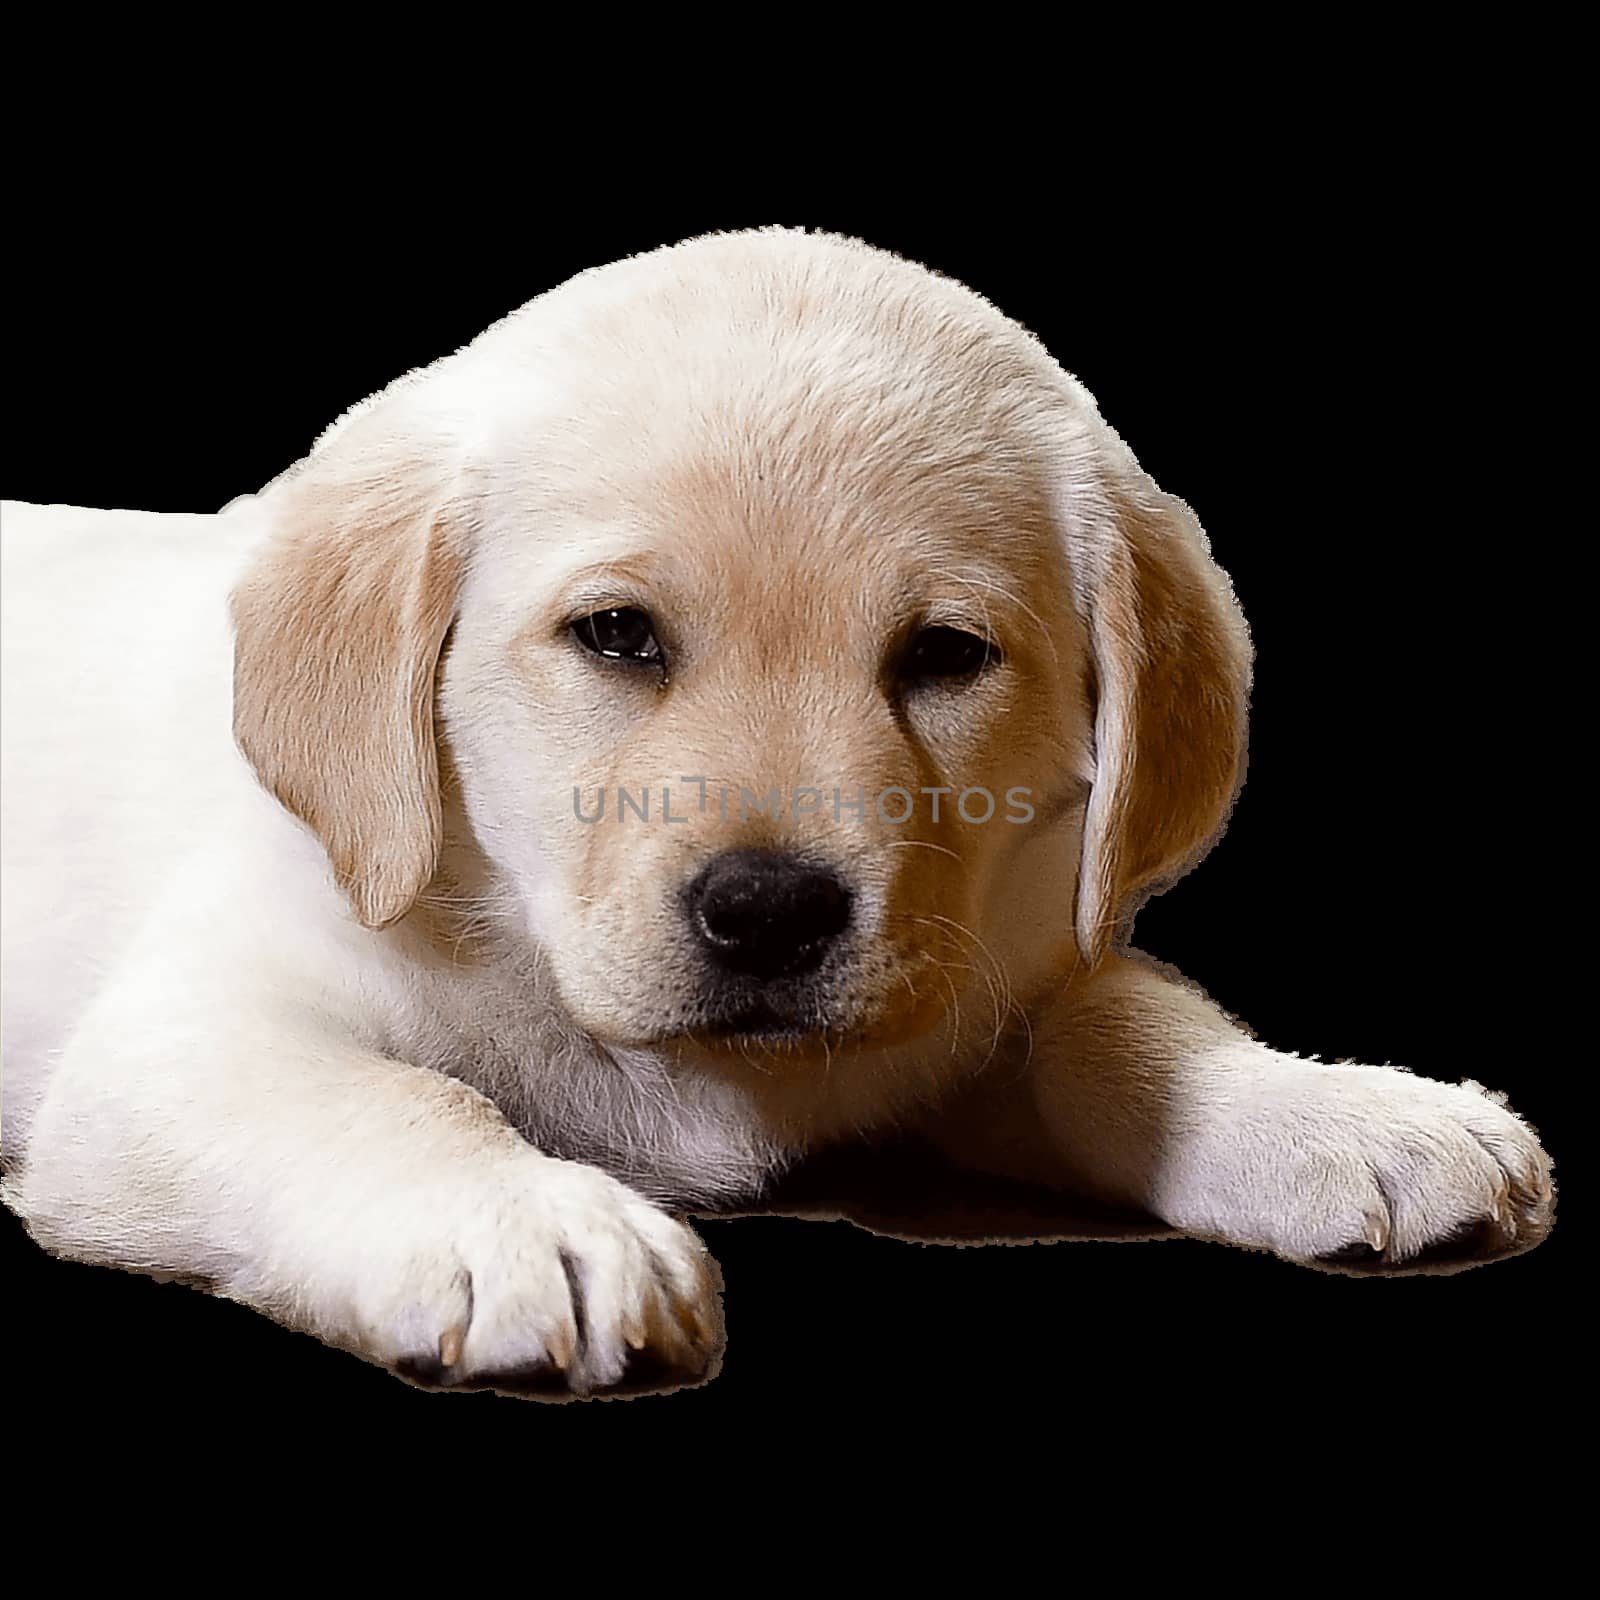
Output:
[
  {"left": 429, "top": 230, "right": 1103, "bottom": 630},
  {"left": 277, "top": 229, "right": 1107, "bottom": 560}
]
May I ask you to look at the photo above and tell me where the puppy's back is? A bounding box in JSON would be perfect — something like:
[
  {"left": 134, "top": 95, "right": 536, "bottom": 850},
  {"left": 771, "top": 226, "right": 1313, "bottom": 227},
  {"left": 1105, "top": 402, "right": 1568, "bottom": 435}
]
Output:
[{"left": 1, "top": 501, "right": 263, "bottom": 1158}]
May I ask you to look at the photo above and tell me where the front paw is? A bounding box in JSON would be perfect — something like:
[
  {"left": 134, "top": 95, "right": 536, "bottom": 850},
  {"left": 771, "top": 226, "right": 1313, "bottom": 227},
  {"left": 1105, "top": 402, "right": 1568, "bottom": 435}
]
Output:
[
  {"left": 1161, "top": 1064, "right": 1554, "bottom": 1267},
  {"left": 298, "top": 1156, "right": 721, "bottom": 1396}
]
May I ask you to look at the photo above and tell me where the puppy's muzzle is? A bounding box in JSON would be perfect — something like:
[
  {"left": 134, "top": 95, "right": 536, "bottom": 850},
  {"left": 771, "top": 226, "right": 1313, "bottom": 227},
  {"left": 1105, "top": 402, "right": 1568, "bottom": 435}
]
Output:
[{"left": 685, "top": 849, "right": 852, "bottom": 981}]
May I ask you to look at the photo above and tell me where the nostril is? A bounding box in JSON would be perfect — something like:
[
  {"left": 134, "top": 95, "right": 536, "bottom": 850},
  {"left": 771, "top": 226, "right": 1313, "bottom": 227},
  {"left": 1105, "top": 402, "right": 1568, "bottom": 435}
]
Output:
[
  {"left": 689, "top": 851, "right": 853, "bottom": 978},
  {"left": 699, "top": 876, "right": 848, "bottom": 949}
]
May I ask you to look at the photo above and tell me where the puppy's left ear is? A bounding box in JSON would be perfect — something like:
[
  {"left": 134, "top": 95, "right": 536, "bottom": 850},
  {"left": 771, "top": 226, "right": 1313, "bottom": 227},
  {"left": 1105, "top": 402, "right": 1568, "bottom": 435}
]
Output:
[
  {"left": 1072, "top": 463, "right": 1252, "bottom": 968},
  {"left": 230, "top": 408, "right": 467, "bottom": 931}
]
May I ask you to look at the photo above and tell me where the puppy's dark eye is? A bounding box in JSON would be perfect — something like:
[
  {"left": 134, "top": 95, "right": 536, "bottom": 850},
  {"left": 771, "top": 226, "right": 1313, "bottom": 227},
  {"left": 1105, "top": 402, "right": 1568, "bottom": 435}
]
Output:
[
  {"left": 572, "top": 608, "right": 663, "bottom": 665},
  {"left": 900, "top": 625, "right": 997, "bottom": 683}
]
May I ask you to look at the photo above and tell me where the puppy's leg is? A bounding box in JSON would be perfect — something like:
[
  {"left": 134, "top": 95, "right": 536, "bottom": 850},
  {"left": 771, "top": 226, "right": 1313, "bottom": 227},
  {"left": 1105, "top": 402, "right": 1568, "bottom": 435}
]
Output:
[
  {"left": 933, "top": 954, "right": 1554, "bottom": 1264},
  {"left": 7, "top": 969, "right": 719, "bottom": 1393}
]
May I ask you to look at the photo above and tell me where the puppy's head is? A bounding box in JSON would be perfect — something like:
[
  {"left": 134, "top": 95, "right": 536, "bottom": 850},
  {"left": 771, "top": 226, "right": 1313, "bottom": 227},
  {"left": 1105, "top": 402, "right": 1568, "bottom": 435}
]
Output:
[{"left": 232, "top": 231, "right": 1249, "bottom": 1060}]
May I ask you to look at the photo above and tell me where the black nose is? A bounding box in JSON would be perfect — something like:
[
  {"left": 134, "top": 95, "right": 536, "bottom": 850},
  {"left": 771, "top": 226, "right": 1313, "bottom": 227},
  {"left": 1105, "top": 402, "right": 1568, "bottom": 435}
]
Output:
[{"left": 687, "top": 850, "right": 853, "bottom": 979}]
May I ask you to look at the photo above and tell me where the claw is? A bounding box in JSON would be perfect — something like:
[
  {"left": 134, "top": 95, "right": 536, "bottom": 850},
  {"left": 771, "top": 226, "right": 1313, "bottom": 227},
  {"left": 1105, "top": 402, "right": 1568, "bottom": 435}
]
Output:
[
  {"left": 643, "top": 1289, "right": 697, "bottom": 1365},
  {"left": 1364, "top": 1212, "right": 1390, "bottom": 1253},
  {"left": 639, "top": 1292, "right": 668, "bottom": 1352},
  {"left": 438, "top": 1324, "right": 466, "bottom": 1369},
  {"left": 671, "top": 1295, "right": 705, "bottom": 1349},
  {"left": 547, "top": 1323, "right": 575, "bottom": 1373},
  {"left": 1509, "top": 1169, "right": 1552, "bottom": 1209}
]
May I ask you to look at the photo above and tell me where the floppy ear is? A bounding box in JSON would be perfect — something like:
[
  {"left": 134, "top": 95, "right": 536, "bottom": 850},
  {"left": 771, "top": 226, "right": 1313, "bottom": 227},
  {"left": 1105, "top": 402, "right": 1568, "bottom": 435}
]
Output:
[
  {"left": 230, "top": 418, "right": 467, "bottom": 931},
  {"left": 1073, "top": 468, "right": 1252, "bottom": 968}
]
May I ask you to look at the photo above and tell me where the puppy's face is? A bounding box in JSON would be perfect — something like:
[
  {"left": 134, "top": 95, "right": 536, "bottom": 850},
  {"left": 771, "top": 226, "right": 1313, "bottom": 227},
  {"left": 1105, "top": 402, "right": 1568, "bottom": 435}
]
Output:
[
  {"left": 438, "top": 338, "right": 1093, "bottom": 1053},
  {"left": 233, "top": 231, "right": 1249, "bottom": 1067}
]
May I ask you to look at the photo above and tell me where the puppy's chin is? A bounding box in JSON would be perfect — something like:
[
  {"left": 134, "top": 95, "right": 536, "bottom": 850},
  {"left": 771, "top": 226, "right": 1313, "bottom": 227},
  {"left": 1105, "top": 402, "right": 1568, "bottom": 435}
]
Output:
[
  {"left": 561, "top": 952, "right": 963, "bottom": 1061},
  {"left": 581, "top": 1002, "right": 845, "bottom": 1056},
  {"left": 572, "top": 994, "right": 951, "bottom": 1062},
  {"left": 697, "top": 1000, "right": 816, "bottom": 1042},
  {"left": 689, "top": 981, "right": 957, "bottom": 1062}
]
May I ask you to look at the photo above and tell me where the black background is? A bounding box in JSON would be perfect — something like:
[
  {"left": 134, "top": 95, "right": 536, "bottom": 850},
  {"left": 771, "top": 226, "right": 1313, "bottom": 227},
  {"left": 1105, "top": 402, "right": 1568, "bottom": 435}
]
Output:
[{"left": 3, "top": 129, "right": 1582, "bottom": 1474}]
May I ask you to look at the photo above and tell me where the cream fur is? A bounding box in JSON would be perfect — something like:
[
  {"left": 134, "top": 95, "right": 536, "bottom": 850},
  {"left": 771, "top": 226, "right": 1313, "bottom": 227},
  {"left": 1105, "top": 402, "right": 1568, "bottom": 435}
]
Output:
[{"left": 0, "top": 228, "right": 1554, "bottom": 1396}]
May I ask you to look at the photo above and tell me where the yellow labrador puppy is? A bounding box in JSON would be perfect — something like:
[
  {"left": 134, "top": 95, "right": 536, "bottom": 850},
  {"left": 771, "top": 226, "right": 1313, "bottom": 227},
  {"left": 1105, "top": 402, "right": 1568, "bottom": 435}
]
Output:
[{"left": 0, "top": 228, "right": 1553, "bottom": 1394}]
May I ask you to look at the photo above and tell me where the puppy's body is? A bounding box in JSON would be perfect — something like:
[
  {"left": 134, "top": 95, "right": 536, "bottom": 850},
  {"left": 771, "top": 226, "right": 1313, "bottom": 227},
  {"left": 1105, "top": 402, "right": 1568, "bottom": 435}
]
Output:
[
  {"left": 1, "top": 503, "right": 257, "bottom": 1151},
  {"left": 0, "top": 230, "right": 1553, "bottom": 1394}
]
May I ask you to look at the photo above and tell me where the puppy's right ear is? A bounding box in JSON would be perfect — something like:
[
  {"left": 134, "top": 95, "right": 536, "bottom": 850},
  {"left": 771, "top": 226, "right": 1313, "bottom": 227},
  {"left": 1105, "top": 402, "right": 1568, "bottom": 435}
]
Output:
[
  {"left": 230, "top": 405, "right": 467, "bottom": 931},
  {"left": 1069, "top": 458, "right": 1252, "bottom": 970}
]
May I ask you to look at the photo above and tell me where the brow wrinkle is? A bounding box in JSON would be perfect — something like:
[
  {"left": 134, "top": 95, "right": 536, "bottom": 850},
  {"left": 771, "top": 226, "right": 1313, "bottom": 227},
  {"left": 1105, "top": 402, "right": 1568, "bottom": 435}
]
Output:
[{"left": 921, "top": 560, "right": 1060, "bottom": 668}]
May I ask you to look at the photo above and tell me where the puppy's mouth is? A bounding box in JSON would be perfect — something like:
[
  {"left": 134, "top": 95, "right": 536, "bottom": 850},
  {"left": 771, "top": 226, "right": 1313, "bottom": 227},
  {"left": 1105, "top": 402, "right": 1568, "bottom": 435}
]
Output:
[
  {"left": 693, "top": 994, "right": 831, "bottom": 1044},
  {"left": 581, "top": 947, "right": 958, "bottom": 1058}
]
